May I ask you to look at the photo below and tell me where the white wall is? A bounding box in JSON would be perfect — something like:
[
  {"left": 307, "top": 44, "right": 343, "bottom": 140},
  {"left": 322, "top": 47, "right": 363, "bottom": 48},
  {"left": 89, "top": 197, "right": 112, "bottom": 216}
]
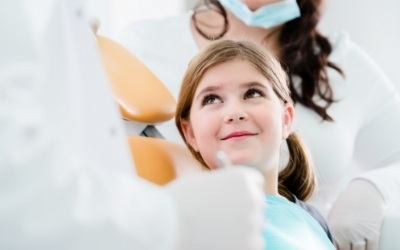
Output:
[
  {"left": 319, "top": 0, "right": 400, "bottom": 90},
  {"left": 86, "top": 0, "right": 185, "bottom": 37}
]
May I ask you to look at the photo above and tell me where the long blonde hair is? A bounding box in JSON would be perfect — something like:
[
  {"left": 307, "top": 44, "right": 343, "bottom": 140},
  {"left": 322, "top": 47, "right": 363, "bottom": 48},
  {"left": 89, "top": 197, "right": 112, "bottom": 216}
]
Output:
[{"left": 175, "top": 40, "right": 315, "bottom": 201}]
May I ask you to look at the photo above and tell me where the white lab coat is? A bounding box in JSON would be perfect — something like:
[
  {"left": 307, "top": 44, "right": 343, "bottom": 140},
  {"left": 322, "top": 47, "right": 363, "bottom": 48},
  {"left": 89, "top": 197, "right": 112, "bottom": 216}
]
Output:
[
  {"left": 1, "top": 1, "right": 176, "bottom": 249},
  {"left": 0, "top": 1, "right": 265, "bottom": 250}
]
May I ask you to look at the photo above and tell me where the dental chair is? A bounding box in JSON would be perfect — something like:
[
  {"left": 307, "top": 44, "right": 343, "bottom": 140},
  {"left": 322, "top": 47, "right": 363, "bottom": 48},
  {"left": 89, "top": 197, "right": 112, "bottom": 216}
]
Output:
[{"left": 96, "top": 35, "right": 205, "bottom": 185}]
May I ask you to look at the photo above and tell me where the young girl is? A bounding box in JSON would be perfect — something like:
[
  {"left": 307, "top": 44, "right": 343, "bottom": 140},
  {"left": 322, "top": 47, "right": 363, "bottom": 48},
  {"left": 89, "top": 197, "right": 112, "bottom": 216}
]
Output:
[{"left": 175, "top": 40, "right": 335, "bottom": 249}]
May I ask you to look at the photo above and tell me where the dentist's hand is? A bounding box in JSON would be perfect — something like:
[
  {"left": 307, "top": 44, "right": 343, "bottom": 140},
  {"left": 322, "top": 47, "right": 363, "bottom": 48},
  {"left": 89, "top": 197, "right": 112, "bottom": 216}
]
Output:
[
  {"left": 328, "top": 179, "right": 385, "bottom": 250},
  {"left": 166, "top": 167, "right": 265, "bottom": 250}
]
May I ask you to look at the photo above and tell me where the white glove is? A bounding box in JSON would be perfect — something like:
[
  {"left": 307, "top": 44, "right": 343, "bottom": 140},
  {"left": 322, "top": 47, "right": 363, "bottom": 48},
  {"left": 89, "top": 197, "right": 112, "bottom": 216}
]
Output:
[
  {"left": 328, "top": 179, "right": 385, "bottom": 250},
  {"left": 167, "top": 167, "right": 265, "bottom": 250}
]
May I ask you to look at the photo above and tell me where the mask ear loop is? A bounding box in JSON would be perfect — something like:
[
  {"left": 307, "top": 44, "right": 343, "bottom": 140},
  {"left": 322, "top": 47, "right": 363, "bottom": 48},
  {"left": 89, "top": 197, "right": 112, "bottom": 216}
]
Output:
[{"left": 192, "top": 1, "right": 229, "bottom": 41}]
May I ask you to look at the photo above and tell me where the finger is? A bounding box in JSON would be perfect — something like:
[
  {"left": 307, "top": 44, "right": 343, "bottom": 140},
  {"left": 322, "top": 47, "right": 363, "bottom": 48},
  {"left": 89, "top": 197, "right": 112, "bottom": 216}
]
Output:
[
  {"left": 351, "top": 240, "right": 366, "bottom": 250},
  {"left": 366, "top": 238, "right": 379, "bottom": 250},
  {"left": 337, "top": 242, "right": 351, "bottom": 250}
]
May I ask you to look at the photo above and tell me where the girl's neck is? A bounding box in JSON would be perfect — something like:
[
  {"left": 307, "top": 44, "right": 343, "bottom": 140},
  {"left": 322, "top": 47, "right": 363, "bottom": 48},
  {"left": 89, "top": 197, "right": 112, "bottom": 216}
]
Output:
[{"left": 260, "top": 166, "right": 280, "bottom": 196}]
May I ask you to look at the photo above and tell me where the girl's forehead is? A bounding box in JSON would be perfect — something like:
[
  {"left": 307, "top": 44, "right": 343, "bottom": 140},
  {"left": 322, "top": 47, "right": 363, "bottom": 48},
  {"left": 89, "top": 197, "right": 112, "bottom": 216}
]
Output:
[
  {"left": 195, "top": 61, "right": 271, "bottom": 92},
  {"left": 198, "top": 60, "right": 265, "bottom": 84}
]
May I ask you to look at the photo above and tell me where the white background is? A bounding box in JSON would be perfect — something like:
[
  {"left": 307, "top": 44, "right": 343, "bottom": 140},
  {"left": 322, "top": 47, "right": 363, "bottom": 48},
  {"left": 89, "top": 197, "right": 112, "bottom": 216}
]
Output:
[{"left": 319, "top": 0, "right": 400, "bottom": 91}]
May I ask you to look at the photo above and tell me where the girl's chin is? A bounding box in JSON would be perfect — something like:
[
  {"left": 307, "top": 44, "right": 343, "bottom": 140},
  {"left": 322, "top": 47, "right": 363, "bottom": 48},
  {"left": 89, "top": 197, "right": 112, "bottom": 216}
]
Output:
[{"left": 229, "top": 155, "right": 255, "bottom": 167}]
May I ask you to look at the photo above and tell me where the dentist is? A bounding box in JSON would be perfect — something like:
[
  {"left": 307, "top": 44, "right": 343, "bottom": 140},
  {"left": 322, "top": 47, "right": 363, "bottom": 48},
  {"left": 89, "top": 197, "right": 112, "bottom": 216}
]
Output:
[{"left": 0, "top": 1, "right": 265, "bottom": 249}]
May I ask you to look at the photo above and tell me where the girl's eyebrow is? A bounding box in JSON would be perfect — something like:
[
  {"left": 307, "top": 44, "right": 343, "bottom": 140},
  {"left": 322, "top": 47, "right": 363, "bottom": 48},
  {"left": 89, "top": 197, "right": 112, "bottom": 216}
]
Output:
[
  {"left": 241, "top": 81, "right": 268, "bottom": 89},
  {"left": 195, "top": 85, "right": 221, "bottom": 101}
]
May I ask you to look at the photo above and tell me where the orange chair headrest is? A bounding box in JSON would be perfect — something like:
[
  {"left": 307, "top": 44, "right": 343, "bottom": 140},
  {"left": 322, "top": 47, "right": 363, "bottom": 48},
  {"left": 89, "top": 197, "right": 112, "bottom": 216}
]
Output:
[{"left": 97, "top": 35, "right": 176, "bottom": 124}]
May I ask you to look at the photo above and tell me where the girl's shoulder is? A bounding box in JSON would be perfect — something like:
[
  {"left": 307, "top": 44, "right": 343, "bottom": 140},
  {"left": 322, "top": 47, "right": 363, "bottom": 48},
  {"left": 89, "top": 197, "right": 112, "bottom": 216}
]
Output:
[
  {"left": 265, "top": 195, "right": 336, "bottom": 247},
  {"left": 292, "top": 196, "right": 335, "bottom": 244}
]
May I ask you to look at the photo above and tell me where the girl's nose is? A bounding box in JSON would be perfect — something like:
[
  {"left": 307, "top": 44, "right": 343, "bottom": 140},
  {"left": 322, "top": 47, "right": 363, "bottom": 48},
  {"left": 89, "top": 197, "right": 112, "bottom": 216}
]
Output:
[{"left": 224, "top": 111, "right": 248, "bottom": 123}]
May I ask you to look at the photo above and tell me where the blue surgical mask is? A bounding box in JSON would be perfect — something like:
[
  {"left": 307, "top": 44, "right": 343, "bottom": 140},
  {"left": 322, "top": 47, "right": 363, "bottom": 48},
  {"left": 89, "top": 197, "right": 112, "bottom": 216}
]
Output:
[{"left": 219, "top": 0, "right": 301, "bottom": 29}]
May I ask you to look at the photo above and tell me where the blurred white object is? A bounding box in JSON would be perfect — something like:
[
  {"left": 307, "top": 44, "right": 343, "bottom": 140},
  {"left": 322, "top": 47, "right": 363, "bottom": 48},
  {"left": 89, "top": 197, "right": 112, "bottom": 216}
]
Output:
[
  {"left": 0, "top": 0, "right": 265, "bottom": 249},
  {"left": 168, "top": 168, "right": 265, "bottom": 250},
  {"left": 1, "top": 1, "right": 173, "bottom": 249}
]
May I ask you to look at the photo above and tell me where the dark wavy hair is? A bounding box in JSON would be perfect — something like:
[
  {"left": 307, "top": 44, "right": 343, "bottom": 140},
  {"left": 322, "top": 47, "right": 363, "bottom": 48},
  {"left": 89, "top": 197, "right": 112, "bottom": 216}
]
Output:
[{"left": 192, "top": 0, "right": 344, "bottom": 121}]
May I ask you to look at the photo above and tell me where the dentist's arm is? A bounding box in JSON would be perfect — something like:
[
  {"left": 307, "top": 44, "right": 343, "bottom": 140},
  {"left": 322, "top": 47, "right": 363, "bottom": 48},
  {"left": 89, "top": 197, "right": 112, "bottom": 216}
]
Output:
[{"left": 328, "top": 46, "right": 400, "bottom": 250}]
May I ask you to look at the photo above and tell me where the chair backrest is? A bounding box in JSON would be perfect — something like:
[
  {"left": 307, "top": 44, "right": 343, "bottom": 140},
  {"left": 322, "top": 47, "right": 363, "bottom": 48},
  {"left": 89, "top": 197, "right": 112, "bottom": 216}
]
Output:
[
  {"left": 96, "top": 34, "right": 205, "bottom": 185},
  {"left": 128, "top": 136, "right": 204, "bottom": 185}
]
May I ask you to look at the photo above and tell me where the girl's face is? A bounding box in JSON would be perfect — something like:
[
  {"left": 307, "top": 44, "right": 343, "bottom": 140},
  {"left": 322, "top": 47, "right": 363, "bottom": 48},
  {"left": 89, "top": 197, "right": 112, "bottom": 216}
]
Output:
[{"left": 181, "top": 59, "right": 294, "bottom": 172}]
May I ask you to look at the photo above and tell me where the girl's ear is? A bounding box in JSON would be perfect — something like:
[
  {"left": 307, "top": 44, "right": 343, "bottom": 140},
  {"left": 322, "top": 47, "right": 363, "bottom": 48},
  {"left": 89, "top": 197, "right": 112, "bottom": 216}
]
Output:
[
  {"left": 282, "top": 103, "right": 295, "bottom": 139},
  {"left": 180, "top": 120, "right": 199, "bottom": 151}
]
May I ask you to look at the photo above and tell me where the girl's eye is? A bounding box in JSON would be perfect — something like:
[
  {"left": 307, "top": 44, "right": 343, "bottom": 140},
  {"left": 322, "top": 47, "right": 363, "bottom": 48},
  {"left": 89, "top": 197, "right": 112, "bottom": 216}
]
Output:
[
  {"left": 202, "top": 94, "right": 222, "bottom": 106},
  {"left": 244, "top": 88, "right": 265, "bottom": 99}
]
